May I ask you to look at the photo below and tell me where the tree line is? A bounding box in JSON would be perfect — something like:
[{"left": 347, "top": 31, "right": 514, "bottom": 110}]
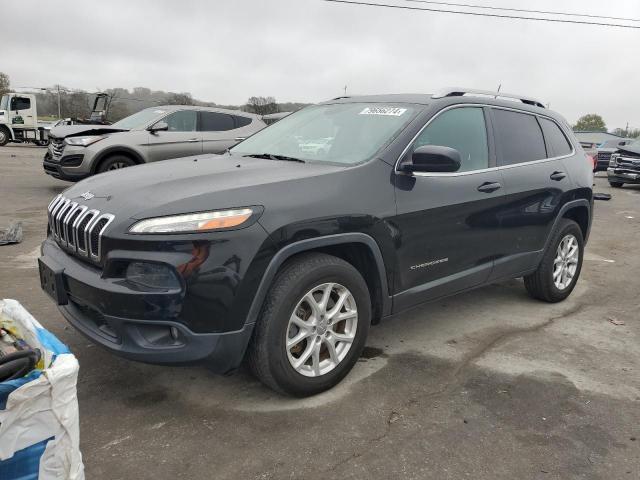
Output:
[{"left": 0, "top": 72, "right": 309, "bottom": 122}]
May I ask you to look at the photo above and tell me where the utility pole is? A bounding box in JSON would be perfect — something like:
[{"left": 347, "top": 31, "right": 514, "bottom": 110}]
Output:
[
  {"left": 56, "top": 85, "right": 61, "bottom": 119},
  {"left": 344, "top": 85, "right": 347, "bottom": 96}
]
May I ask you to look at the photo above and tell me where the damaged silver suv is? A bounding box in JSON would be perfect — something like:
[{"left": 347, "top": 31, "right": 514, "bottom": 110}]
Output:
[{"left": 43, "top": 105, "right": 265, "bottom": 181}]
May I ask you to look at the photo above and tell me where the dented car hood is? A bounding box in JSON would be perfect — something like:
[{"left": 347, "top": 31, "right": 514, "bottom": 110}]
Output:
[
  {"left": 617, "top": 143, "right": 640, "bottom": 157},
  {"left": 49, "top": 124, "right": 128, "bottom": 139}
]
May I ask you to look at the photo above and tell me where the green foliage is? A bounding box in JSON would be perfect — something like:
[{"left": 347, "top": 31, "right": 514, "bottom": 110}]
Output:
[
  {"left": 0, "top": 72, "right": 10, "bottom": 97},
  {"left": 573, "top": 114, "right": 606, "bottom": 132}
]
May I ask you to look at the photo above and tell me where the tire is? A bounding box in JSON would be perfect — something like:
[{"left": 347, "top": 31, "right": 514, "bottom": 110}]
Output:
[
  {"left": 248, "top": 252, "right": 371, "bottom": 396},
  {"left": 0, "top": 127, "right": 10, "bottom": 147},
  {"left": 524, "top": 219, "right": 584, "bottom": 303},
  {"left": 96, "top": 155, "right": 136, "bottom": 173},
  {"left": 608, "top": 181, "right": 624, "bottom": 188},
  {"left": 35, "top": 140, "right": 50, "bottom": 147}
]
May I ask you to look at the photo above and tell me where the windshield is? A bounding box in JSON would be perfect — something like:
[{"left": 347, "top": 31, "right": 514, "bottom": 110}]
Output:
[
  {"left": 231, "top": 103, "right": 418, "bottom": 165},
  {"left": 0, "top": 95, "right": 8, "bottom": 111},
  {"left": 112, "top": 108, "right": 169, "bottom": 129}
]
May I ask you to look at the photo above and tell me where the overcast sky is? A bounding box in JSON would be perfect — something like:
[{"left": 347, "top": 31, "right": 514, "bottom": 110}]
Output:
[{"left": 3, "top": 0, "right": 639, "bottom": 128}]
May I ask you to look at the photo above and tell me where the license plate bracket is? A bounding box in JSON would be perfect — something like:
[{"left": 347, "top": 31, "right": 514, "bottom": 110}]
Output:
[{"left": 38, "top": 257, "right": 68, "bottom": 305}]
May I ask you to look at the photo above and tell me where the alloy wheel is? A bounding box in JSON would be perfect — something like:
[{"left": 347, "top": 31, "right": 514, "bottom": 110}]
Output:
[
  {"left": 107, "top": 161, "right": 129, "bottom": 170},
  {"left": 285, "top": 282, "right": 358, "bottom": 377},
  {"left": 553, "top": 234, "right": 579, "bottom": 290}
]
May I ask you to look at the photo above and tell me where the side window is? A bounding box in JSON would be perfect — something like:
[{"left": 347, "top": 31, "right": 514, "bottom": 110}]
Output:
[
  {"left": 413, "top": 107, "right": 489, "bottom": 172},
  {"left": 492, "top": 109, "right": 547, "bottom": 165},
  {"left": 10, "top": 97, "right": 31, "bottom": 111},
  {"left": 200, "top": 112, "right": 235, "bottom": 132},
  {"left": 233, "top": 115, "right": 252, "bottom": 128},
  {"left": 539, "top": 118, "right": 572, "bottom": 157},
  {"left": 164, "top": 110, "right": 197, "bottom": 132}
]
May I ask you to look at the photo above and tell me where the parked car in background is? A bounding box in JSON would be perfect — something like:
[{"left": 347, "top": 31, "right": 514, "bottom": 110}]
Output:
[
  {"left": 43, "top": 106, "right": 265, "bottom": 181},
  {"left": 607, "top": 140, "right": 640, "bottom": 187},
  {"left": 39, "top": 88, "right": 592, "bottom": 396},
  {"left": 595, "top": 138, "right": 635, "bottom": 172}
]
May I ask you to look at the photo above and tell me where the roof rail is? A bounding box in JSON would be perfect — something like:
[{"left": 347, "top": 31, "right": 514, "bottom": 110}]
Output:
[{"left": 431, "top": 87, "right": 546, "bottom": 109}]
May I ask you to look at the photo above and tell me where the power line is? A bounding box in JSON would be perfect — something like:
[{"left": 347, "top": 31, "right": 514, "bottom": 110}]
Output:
[
  {"left": 403, "top": 0, "right": 640, "bottom": 23},
  {"left": 320, "top": 0, "right": 640, "bottom": 29}
]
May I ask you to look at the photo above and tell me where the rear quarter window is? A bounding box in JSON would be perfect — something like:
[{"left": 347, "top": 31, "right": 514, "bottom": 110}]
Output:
[
  {"left": 492, "top": 109, "right": 547, "bottom": 166},
  {"left": 539, "top": 118, "right": 572, "bottom": 157},
  {"left": 233, "top": 115, "right": 252, "bottom": 128}
]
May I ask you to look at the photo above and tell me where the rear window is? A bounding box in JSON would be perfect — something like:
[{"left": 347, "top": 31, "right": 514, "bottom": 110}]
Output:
[
  {"left": 200, "top": 112, "right": 235, "bottom": 131},
  {"left": 493, "top": 109, "right": 547, "bottom": 166},
  {"left": 539, "top": 118, "right": 572, "bottom": 157}
]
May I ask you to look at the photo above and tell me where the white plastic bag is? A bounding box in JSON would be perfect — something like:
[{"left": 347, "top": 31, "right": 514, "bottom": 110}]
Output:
[{"left": 0, "top": 299, "right": 84, "bottom": 480}]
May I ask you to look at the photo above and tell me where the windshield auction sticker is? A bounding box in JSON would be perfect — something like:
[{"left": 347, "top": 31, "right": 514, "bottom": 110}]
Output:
[{"left": 359, "top": 107, "right": 407, "bottom": 116}]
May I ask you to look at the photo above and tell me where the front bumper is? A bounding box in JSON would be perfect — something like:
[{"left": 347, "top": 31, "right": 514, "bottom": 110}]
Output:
[
  {"left": 607, "top": 167, "right": 640, "bottom": 184},
  {"left": 39, "top": 238, "right": 256, "bottom": 372},
  {"left": 43, "top": 151, "right": 90, "bottom": 181}
]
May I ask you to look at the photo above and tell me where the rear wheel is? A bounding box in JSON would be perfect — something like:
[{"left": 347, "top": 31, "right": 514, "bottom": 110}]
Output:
[
  {"left": 97, "top": 155, "right": 136, "bottom": 173},
  {"left": 248, "top": 253, "right": 371, "bottom": 396},
  {"left": 0, "top": 127, "right": 10, "bottom": 146},
  {"left": 524, "top": 219, "right": 583, "bottom": 303},
  {"left": 608, "top": 181, "right": 624, "bottom": 188}
]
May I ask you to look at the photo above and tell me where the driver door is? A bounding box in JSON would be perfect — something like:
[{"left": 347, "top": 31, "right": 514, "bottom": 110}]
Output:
[
  {"left": 10, "top": 96, "right": 36, "bottom": 129},
  {"left": 147, "top": 110, "right": 202, "bottom": 162},
  {"left": 392, "top": 106, "right": 507, "bottom": 311}
]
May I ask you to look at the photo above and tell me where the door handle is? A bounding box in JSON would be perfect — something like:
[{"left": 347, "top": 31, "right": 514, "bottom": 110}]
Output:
[
  {"left": 550, "top": 171, "right": 566, "bottom": 181},
  {"left": 187, "top": 138, "right": 200, "bottom": 142},
  {"left": 477, "top": 181, "right": 502, "bottom": 193},
  {"left": 234, "top": 137, "right": 246, "bottom": 141}
]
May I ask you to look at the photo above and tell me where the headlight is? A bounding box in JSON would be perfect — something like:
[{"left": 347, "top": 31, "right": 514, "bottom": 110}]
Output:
[
  {"left": 65, "top": 135, "right": 105, "bottom": 147},
  {"left": 609, "top": 154, "right": 618, "bottom": 166},
  {"left": 129, "top": 208, "right": 254, "bottom": 234}
]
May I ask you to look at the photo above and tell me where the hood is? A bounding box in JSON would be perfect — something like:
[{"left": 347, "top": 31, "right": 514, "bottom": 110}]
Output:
[
  {"left": 49, "top": 124, "right": 128, "bottom": 139},
  {"left": 62, "top": 153, "right": 346, "bottom": 223},
  {"left": 617, "top": 143, "right": 640, "bottom": 157}
]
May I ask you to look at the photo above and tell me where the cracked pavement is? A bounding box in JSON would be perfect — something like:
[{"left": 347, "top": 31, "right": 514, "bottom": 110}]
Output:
[{"left": 1, "top": 145, "right": 638, "bottom": 479}]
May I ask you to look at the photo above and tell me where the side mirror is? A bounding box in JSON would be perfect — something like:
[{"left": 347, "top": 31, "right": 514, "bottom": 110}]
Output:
[
  {"left": 401, "top": 145, "right": 461, "bottom": 173},
  {"left": 148, "top": 121, "right": 169, "bottom": 133}
]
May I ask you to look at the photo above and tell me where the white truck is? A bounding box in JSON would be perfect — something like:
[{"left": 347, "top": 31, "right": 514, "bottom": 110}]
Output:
[{"left": 0, "top": 93, "right": 51, "bottom": 147}]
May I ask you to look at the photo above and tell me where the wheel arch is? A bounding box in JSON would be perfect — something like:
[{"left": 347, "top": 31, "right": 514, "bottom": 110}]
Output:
[
  {"left": 91, "top": 147, "right": 145, "bottom": 173},
  {"left": 246, "top": 234, "right": 392, "bottom": 328},
  {"left": 544, "top": 199, "right": 591, "bottom": 252}
]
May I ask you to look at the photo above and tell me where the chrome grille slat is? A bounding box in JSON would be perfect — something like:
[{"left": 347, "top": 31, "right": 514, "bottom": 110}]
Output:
[
  {"left": 50, "top": 138, "right": 65, "bottom": 161},
  {"left": 47, "top": 195, "right": 114, "bottom": 262}
]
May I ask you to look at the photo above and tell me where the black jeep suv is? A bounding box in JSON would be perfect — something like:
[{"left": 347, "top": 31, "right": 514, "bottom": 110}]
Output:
[{"left": 39, "top": 89, "right": 593, "bottom": 396}]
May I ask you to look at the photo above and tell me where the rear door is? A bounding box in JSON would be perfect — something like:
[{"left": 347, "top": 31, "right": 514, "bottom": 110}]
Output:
[
  {"left": 392, "top": 106, "right": 506, "bottom": 311},
  {"left": 147, "top": 110, "right": 202, "bottom": 162},
  {"left": 489, "top": 108, "right": 572, "bottom": 279},
  {"left": 200, "top": 112, "right": 254, "bottom": 154}
]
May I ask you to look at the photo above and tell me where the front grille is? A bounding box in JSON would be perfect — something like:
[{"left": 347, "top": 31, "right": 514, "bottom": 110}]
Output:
[
  {"left": 597, "top": 151, "right": 612, "bottom": 164},
  {"left": 617, "top": 157, "right": 640, "bottom": 171},
  {"left": 50, "top": 138, "right": 65, "bottom": 161},
  {"left": 47, "top": 194, "right": 114, "bottom": 262}
]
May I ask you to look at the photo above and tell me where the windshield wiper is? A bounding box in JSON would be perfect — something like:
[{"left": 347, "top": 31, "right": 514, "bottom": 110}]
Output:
[{"left": 242, "top": 153, "right": 305, "bottom": 163}]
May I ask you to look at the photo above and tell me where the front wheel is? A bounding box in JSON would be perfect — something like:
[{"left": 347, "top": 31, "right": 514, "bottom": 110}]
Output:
[
  {"left": 96, "top": 155, "right": 136, "bottom": 173},
  {"left": 0, "top": 128, "right": 10, "bottom": 146},
  {"left": 524, "top": 219, "right": 584, "bottom": 303},
  {"left": 608, "top": 181, "right": 624, "bottom": 188},
  {"left": 248, "top": 253, "right": 371, "bottom": 396}
]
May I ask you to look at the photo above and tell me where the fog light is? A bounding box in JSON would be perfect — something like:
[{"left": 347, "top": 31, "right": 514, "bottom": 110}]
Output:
[{"left": 125, "top": 262, "right": 181, "bottom": 290}]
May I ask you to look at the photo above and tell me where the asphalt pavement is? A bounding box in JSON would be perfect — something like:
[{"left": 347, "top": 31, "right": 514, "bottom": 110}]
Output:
[{"left": 1, "top": 144, "right": 638, "bottom": 479}]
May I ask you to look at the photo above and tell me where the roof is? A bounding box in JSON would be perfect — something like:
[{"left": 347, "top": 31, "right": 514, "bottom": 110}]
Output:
[
  {"left": 150, "top": 104, "right": 259, "bottom": 118},
  {"left": 574, "top": 131, "right": 633, "bottom": 144}
]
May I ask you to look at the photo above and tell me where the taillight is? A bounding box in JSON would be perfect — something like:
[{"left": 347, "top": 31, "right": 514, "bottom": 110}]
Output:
[{"left": 586, "top": 154, "right": 596, "bottom": 171}]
